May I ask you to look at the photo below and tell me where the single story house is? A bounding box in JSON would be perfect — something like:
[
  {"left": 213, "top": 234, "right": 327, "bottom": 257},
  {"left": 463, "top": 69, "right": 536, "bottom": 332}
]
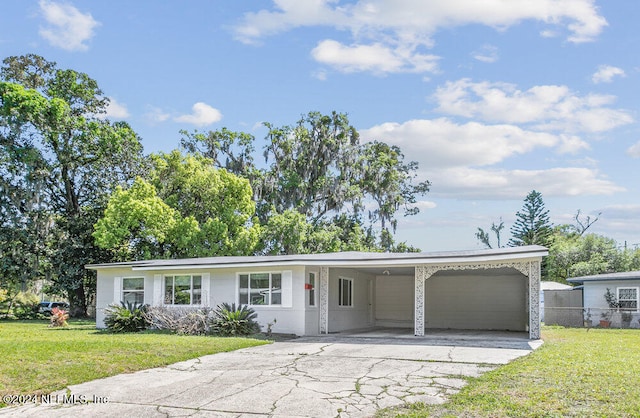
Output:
[
  {"left": 87, "top": 245, "right": 547, "bottom": 339},
  {"left": 567, "top": 271, "right": 640, "bottom": 327}
]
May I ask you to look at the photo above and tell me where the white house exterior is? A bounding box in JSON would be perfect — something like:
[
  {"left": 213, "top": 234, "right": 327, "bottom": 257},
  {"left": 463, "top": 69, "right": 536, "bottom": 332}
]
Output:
[
  {"left": 567, "top": 271, "right": 640, "bottom": 327},
  {"left": 87, "top": 245, "right": 547, "bottom": 339}
]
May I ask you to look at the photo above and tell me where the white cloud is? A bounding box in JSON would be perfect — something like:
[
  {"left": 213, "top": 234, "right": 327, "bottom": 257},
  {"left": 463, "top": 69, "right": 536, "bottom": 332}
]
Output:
[
  {"left": 235, "top": 0, "right": 606, "bottom": 74},
  {"left": 362, "top": 118, "right": 563, "bottom": 169},
  {"left": 426, "top": 167, "right": 624, "bottom": 200},
  {"left": 472, "top": 44, "right": 499, "bottom": 63},
  {"left": 599, "top": 204, "right": 640, "bottom": 219},
  {"left": 143, "top": 106, "right": 171, "bottom": 125},
  {"left": 38, "top": 0, "right": 99, "bottom": 51},
  {"left": 590, "top": 204, "right": 640, "bottom": 244},
  {"left": 433, "top": 79, "right": 633, "bottom": 133},
  {"left": 592, "top": 65, "right": 626, "bottom": 84},
  {"left": 311, "top": 40, "right": 439, "bottom": 74},
  {"left": 627, "top": 141, "right": 640, "bottom": 158},
  {"left": 102, "top": 97, "right": 129, "bottom": 119},
  {"left": 174, "top": 102, "right": 223, "bottom": 127},
  {"left": 234, "top": 0, "right": 346, "bottom": 44},
  {"left": 361, "top": 112, "right": 621, "bottom": 201},
  {"left": 414, "top": 200, "right": 437, "bottom": 210}
]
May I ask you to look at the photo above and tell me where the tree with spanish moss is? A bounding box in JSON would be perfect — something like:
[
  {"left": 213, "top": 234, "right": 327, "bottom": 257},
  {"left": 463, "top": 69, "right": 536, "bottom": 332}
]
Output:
[
  {"left": 0, "top": 54, "right": 144, "bottom": 315},
  {"left": 181, "top": 111, "right": 430, "bottom": 253}
]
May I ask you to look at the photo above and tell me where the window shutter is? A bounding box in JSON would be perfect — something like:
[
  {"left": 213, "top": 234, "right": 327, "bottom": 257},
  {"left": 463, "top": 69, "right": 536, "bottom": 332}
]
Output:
[
  {"left": 201, "top": 273, "right": 211, "bottom": 306},
  {"left": 153, "top": 274, "right": 163, "bottom": 305},
  {"left": 113, "top": 277, "right": 122, "bottom": 304},
  {"left": 281, "top": 270, "right": 293, "bottom": 307}
]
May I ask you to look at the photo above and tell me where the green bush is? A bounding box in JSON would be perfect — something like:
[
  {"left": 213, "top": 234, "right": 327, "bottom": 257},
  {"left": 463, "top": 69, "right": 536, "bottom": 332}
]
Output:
[
  {"left": 104, "top": 301, "right": 149, "bottom": 333},
  {"left": 12, "top": 292, "right": 41, "bottom": 320},
  {"left": 211, "top": 303, "right": 260, "bottom": 337}
]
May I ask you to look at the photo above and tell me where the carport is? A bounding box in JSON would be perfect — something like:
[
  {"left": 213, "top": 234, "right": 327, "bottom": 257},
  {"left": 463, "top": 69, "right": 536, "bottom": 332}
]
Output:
[{"left": 317, "top": 246, "right": 545, "bottom": 339}]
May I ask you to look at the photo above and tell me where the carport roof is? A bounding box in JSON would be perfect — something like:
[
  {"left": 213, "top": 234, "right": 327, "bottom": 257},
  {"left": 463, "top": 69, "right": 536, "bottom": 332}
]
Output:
[{"left": 86, "top": 245, "right": 547, "bottom": 271}]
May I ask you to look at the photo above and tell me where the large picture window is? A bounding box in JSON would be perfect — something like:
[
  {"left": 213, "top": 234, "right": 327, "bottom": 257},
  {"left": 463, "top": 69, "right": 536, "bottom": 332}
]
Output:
[
  {"left": 239, "top": 273, "right": 282, "bottom": 305},
  {"left": 617, "top": 287, "right": 639, "bottom": 311},
  {"left": 164, "top": 275, "right": 202, "bottom": 305},
  {"left": 338, "top": 277, "right": 353, "bottom": 307},
  {"left": 123, "top": 278, "right": 144, "bottom": 304}
]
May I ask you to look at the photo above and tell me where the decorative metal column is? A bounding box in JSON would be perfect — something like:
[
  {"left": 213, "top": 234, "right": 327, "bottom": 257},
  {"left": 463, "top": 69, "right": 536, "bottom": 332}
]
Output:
[
  {"left": 529, "top": 260, "right": 541, "bottom": 339},
  {"left": 414, "top": 266, "right": 426, "bottom": 336},
  {"left": 319, "top": 266, "right": 329, "bottom": 334}
]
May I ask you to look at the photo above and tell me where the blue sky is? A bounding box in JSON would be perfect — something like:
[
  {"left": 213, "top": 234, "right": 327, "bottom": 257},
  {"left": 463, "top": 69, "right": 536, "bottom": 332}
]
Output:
[{"left": 2, "top": 1, "right": 639, "bottom": 251}]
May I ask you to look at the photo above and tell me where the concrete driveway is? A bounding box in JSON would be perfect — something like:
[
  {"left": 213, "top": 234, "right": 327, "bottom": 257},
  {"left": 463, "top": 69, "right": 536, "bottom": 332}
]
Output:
[{"left": 2, "top": 332, "right": 541, "bottom": 418}]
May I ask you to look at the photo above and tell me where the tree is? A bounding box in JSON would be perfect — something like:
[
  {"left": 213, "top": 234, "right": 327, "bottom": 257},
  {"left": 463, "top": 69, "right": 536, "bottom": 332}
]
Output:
[
  {"left": 94, "top": 152, "right": 261, "bottom": 260},
  {"left": 358, "top": 141, "right": 430, "bottom": 249},
  {"left": 571, "top": 209, "right": 601, "bottom": 236},
  {"left": 1, "top": 54, "right": 144, "bottom": 315},
  {"left": 93, "top": 178, "right": 186, "bottom": 260},
  {"left": 546, "top": 231, "right": 625, "bottom": 283},
  {"left": 148, "top": 151, "right": 260, "bottom": 257},
  {"left": 475, "top": 218, "right": 505, "bottom": 249},
  {"left": 259, "top": 210, "right": 383, "bottom": 255},
  {"left": 181, "top": 111, "right": 430, "bottom": 253},
  {"left": 508, "top": 190, "right": 553, "bottom": 247}
]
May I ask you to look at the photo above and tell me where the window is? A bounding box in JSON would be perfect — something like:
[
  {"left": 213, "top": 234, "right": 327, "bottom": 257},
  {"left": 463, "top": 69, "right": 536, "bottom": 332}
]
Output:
[
  {"left": 338, "top": 277, "right": 353, "bottom": 307},
  {"left": 239, "top": 273, "right": 282, "bottom": 305},
  {"left": 617, "top": 287, "right": 639, "bottom": 311},
  {"left": 308, "top": 272, "right": 316, "bottom": 307},
  {"left": 123, "top": 278, "right": 144, "bottom": 304},
  {"left": 164, "top": 275, "right": 201, "bottom": 305}
]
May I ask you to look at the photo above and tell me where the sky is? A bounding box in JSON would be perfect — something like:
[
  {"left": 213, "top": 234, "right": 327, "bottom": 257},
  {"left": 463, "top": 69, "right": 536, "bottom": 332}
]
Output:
[{"left": 1, "top": 0, "right": 639, "bottom": 252}]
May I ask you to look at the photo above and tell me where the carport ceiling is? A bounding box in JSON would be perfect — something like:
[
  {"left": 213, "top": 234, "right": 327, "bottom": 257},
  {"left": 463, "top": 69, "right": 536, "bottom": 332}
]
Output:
[
  {"left": 352, "top": 267, "right": 416, "bottom": 276},
  {"left": 350, "top": 266, "right": 520, "bottom": 277}
]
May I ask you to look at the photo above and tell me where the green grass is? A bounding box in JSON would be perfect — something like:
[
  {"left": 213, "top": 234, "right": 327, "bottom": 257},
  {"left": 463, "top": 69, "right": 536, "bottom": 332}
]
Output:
[
  {"left": 0, "top": 320, "right": 268, "bottom": 405},
  {"left": 381, "top": 327, "right": 640, "bottom": 418}
]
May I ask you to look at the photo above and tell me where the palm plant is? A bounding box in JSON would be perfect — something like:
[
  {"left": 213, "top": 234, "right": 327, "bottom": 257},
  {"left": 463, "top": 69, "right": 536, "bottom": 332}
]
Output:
[{"left": 211, "top": 302, "right": 260, "bottom": 336}]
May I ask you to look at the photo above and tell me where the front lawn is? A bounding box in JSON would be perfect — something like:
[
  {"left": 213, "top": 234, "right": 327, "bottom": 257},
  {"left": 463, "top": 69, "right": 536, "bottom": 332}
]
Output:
[
  {"left": 382, "top": 327, "right": 640, "bottom": 417},
  {"left": 0, "top": 320, "right": 267, "bottom": 405}
]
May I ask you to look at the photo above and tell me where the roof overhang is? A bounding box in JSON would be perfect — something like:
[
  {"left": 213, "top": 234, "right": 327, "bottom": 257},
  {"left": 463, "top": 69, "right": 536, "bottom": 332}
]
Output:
[
  {"left": 567, "top": 270, "right": 640, "bottom": 284},
  {"left": 86, "top": 246, "right": 548, "bottom": 272}
]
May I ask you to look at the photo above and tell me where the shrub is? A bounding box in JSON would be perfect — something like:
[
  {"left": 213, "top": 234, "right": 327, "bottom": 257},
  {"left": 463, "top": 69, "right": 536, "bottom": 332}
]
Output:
[
  {"left": 49, "top": 307, "right": 69, "bottom": 327},
  {"left": 104, "top": 301, "right": 149, "bottom": 333},
  {"left": 211, "top": 303, "right": 260, "bottom": 337},
  {"left": 13, "top": 292, "right": 41, "bottom": 319},
  {"left": 144, "top": 306, "right": 215, "bottom": 335}
]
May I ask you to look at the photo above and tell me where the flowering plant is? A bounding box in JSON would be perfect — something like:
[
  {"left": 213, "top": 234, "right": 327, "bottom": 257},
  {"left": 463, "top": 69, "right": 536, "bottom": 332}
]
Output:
[{"left": 49, "top": 307, "right": 69, "bottom": 327}]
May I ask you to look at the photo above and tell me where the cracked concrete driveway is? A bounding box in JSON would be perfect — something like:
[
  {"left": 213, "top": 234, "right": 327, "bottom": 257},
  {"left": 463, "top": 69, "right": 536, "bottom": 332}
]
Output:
[{"left": 1, "top": 332, "right": 541, "bottom": 418}]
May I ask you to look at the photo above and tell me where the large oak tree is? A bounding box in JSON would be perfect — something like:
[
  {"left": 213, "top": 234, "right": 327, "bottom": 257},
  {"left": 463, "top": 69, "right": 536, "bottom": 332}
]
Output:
[{"left": 0, "top": 54, "right": 144, "bottom": 315}]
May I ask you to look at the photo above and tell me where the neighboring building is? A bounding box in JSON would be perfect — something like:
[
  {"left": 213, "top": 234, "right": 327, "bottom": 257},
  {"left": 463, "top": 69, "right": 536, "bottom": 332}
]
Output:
[
  {"left": 567, "top": 271, "right": 640, "bottom": 328},
  {"left": 540, "top": 281, "right": 572, "bottom": 322},
  {"left": 87, "top": 245, "right": 547, "bottom": 339}
]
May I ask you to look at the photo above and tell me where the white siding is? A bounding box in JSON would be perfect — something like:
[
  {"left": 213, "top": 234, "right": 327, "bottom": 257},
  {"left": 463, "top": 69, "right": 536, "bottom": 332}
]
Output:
[
  {"left": 95, "top": 265, "right": 307, "bottom": 335},
  {"left": 327, "top": 268, "right": 374, "bottom": 332},
  {"left": 95, "top": 268, "right": 148, "bottom": 328},
  {"left": 583, "top": 280, "right": 640, "bottom": 328},
  {"left": 582, "top": 280, "right": 640, "bottom": 309}
]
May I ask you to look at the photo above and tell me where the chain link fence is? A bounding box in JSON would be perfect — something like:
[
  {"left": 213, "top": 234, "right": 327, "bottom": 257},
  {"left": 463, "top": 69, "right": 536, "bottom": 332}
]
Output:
[{"left": 544, "top": 306, "right": 640, "bottom": 329}]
